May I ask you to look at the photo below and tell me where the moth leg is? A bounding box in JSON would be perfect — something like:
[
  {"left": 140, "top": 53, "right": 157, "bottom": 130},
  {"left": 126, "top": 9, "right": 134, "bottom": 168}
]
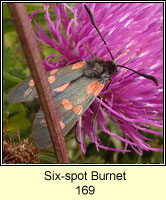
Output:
[
  {"left": 92, "top": 97, "right": 103, "bottom": 135},
  {"left": 105, "top": 78, "right": 112, "bottom": 91},
  {"left": 74, "top": 122, "right": 81, "bottom": 144}
]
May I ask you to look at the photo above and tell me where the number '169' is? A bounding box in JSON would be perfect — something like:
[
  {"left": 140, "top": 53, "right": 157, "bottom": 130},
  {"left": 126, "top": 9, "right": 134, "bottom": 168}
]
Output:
[{"left": 76, "top": 185, "right": 95, "bottom": 195}]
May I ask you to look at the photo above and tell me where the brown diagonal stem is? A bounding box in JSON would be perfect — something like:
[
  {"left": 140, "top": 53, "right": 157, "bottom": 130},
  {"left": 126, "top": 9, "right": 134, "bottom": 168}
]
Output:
[{"left": 7, "top": 3, "right": 69, "bottom": 163}]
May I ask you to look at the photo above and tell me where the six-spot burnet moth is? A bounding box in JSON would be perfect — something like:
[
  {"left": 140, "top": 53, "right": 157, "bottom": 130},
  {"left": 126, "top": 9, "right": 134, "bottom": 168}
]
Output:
[{"left": 8, "top": 4, "right": 158, "bottom": 149}]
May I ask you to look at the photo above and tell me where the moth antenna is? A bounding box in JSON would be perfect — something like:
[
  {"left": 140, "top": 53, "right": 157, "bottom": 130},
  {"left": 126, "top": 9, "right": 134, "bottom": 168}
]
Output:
[
  {"left": 118, "top": 64, "right": 158, "bottom": 86},
  {"left": 84, "top": 4, "right": 158, "bottom": 86},
  {"left": 84, "top": 4, "right": 114, "bottom": 60}
]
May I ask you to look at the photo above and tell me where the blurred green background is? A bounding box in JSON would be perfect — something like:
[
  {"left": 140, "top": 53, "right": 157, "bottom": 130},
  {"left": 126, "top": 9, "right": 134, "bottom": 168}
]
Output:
[{"left": 3, "top": 3, "right": 163, "bottom": 164}]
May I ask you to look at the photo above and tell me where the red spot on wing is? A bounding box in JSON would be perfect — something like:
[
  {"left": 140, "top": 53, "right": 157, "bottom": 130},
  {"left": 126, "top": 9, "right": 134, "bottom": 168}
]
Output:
[
  {"left": 94, "top": 84, "right": 104, "bottom": 96},
  {"left": 40, "top": 119, "right": 47, "bottom": 127},
  {"left": 59, "top": 121, "right": 65, "bottom": 129},
  {"left": 87, "top": 81, "right": 100, "bottom": 95},
  {"left": 53, "top": 82, "right": 70, "bottom": 92},
  {"left": 72, "top": 61, "right": 86, "bottom": 69},
  {"left": 24, "top": 87, "right": 32, "bottom": 97},
  {"left": 48, "top": 75, "right": 56, "bottom": 84},
  {"left": 62, "top": 99, "right": 73, "bottom": 110},
  {"left": 73, "top": 105, "right": 83, "bottom": 115},
  {"left": 50, "top": 69, "right": 59, "bottom": 75},
  {"left": 29, "top": 79, "right": 35, "bottom": 87}
]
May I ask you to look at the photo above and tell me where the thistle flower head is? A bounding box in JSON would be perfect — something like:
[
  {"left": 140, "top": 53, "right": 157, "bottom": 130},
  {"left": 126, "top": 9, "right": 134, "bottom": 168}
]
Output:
[{"left": 32, "top": 3, "right": 163, "bottom": 155}]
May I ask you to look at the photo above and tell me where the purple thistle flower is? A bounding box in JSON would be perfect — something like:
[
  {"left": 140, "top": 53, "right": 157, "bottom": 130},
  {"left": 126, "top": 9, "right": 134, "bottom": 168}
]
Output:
[{"left": 31, "top": 3, "right": 163, "bottom": 155}]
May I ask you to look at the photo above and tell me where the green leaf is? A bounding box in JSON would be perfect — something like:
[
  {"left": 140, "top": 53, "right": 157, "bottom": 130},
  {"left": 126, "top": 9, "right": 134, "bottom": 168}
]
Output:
[
  {"left": 40, "top": 154, "right": 57, "bottom": 163},
  {"left": 26, "top": 3, "right": 45, "bottom": 12},
  {"left": 3, "top": 71, "right": 22, "bottom": 83},
  {"left": 6, "top": 112, "right": 31, "bottom": 131}
]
